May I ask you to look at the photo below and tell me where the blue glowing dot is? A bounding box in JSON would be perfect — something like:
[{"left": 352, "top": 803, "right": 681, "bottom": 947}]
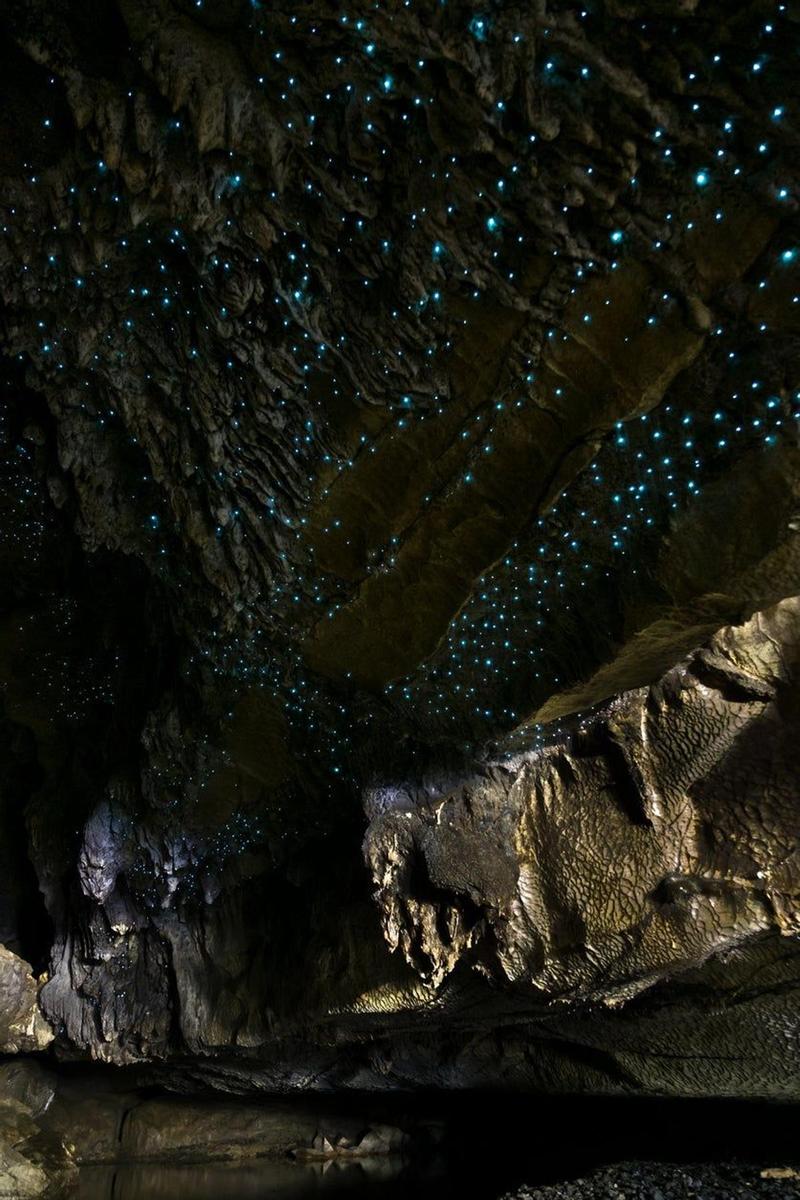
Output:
[
  {"left": 610, "top": 229, "right": 624, "bottom": 244},
  {"left": 695, "top": 170, "right": 709, "bottom": 187},
  {"left": 486, "top": 215, "right": 500, "bottom": 233},
  {"left": 381, "top": 75, "right": 393, "bottom": 93},
  {"left": 781, "top": 249, "right": 797, "bottom": 264},
  {"left": 469, "top": 16, "right": 488, "bottom": 40}
]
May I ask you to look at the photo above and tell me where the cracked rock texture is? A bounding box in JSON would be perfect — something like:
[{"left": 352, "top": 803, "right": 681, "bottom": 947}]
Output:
[{"left": 0, "top": 0, "right": 798, "bottom": 1105}]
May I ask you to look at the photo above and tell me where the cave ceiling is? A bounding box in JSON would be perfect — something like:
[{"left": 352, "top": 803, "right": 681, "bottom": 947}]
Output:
[{"left": 0, "top": 0, "right": 799, "bottom": 915}]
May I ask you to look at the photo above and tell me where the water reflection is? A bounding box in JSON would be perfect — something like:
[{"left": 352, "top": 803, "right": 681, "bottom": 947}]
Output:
[
  {"left": 76, "top": 1155, "right": 430, "bottom": 1200},
  {"left": 71, "top": 1096, "right": 800, "bottom": 1200}
]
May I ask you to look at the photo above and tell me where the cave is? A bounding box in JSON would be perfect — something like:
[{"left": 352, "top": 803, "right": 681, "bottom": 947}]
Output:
[{"left": 0, "top": 0, "right": 799, "bottom": 1197}]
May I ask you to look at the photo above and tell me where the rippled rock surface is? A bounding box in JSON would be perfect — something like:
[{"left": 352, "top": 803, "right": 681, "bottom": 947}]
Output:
[
  {"left": 366, "top": 600, "right": 800, "bottom": 1003},
  {"left": 0, "top": 0, "right": 798, "bottom": 1106}
]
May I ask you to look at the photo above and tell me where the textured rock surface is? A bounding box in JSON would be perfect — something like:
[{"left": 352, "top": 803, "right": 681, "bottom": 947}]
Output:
[
  {"left": 366, "top": 599, "right": 800, "bottom": 1004},
  {"left": 48, "top": 1094, "right": 399, "bottom": 1166},
  {"left": 12, "top": 600, "right": 795, "bottom": 1094},
  {"left": 0, "top": 945, "right": 53, "bottom": 1054},
  {"left": 0, "top": 1098, "right": 75, "bottom": 1200},
  {"left": 0, "top": 1061, "right": 416, "bottom": 1169},
  {"left": 0, "top": 0, "right": 798, "bottom": 1103}
]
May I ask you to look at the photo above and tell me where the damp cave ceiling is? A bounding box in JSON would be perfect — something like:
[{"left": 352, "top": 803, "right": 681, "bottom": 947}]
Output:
[{"left": 0, "top": 0, "right": 799, "bottom": 808}]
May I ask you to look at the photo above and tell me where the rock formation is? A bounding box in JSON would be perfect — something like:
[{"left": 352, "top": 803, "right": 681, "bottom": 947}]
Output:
[
  {"left": 0, "top": 0, "right": 798, "bottom": 1136},
  {"left": 0, "top": 948, "right": 52, "bottom": 1056},
  {"left": 0, "top": 1067, "right": 75, "bottom": 1200},
  {"left": 367, "top": 599, "right": 800, "bottom": 1005}
]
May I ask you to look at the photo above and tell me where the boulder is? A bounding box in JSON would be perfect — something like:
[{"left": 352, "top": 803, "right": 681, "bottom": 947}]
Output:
[
  {"left": 0, "top": 946, "right": 53, "bottom": 1054},
  {"left": 0, "top": 1099, "right": 75, "bottom": 1200}
]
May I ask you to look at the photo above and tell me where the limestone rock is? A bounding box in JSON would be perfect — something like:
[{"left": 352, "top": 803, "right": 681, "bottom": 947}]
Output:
[
  {"left": 0, "top": 945, "right": 53, "bottom": 1054},
  {"left": 0, "top": 1061, "right": 57, "bottom": 1120},
  {"left": 0, "top": 0, "right": 798, "bottom": 1108},
  {"left": 366, "top": 598, "right": 800, "bottom": 1004},
  {"left": 294, "top": 1123, "right": 408, "bottom": 1160},
  {"left": 0, "top": 1099, "right": 75, "bottom": 1200}
]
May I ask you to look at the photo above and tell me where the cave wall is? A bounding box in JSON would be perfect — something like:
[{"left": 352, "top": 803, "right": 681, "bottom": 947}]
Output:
[
  {"left": 1, "top": 600, "right": 796, "bottom": 1099},
  {"left": 0, "top": 0, "right": 798, "bottom": 1100}
]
